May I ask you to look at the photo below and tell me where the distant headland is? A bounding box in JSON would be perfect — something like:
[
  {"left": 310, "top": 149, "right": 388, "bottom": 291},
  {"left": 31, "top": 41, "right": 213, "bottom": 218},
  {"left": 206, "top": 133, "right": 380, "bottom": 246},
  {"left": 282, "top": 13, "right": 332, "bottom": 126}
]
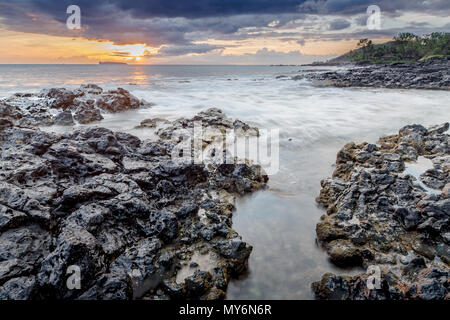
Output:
[
  {"left": 304, "top": 32, "right": 450, "bottom": 66},
  {"left": 99, "top": 61, "right": 128, "bottom": 65}
]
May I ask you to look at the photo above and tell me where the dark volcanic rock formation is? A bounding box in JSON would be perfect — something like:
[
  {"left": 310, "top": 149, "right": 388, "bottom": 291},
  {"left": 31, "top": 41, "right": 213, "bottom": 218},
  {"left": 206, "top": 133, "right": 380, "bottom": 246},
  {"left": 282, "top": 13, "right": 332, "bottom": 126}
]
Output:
[
  {"left": 312, "top": 122, "right": 449, "bottom": 300},
  {"left": 0, "top": 109, "right": 268, "bottom": 300},
  {"left": 0, "top": 84, "right": 150, "bottom": 127},
  {"left": 293, "top": 58, "right": 450, "bottom": 90}
]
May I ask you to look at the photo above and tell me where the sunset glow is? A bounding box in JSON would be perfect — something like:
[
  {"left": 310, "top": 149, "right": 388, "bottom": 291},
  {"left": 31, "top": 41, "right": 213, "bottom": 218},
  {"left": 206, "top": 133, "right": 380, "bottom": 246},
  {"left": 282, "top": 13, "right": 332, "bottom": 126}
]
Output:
[
  {"left": 0, "top": 1, "right": 448, "bottom": 64},
  {"left": 101, "top": 43, "right": 152, "bottom": 63}
]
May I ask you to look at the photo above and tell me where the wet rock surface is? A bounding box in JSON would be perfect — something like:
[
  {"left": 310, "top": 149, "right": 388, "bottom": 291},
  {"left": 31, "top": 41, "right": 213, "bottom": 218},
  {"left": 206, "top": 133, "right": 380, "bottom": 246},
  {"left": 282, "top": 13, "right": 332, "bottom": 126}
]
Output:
[
  {"left": 0, "top": 108, "right": 268, "bottom": 300},
  {"left": 313, "top": 122, "right": 449, "bottom": 300},
  {"left": 0, "top": 84, "right": 150, "bottom": 127},
  {"left": 293, "top": 58, "right": 450, "bottom": 90}
]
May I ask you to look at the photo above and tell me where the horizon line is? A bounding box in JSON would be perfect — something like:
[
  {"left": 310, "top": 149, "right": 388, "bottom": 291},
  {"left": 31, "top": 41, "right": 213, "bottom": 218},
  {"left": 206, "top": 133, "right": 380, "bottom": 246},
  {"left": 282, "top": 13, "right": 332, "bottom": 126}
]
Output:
[{"left": 0, "top": 63, "right": 308, "bottom": 66}]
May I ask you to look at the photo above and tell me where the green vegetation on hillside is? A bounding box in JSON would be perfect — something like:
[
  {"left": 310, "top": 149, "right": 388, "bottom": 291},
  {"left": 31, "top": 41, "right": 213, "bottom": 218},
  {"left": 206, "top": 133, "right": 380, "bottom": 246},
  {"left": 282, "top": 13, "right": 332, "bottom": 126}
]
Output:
[{"left": 349, "top": 32, "right": 450, "bottom": 63}]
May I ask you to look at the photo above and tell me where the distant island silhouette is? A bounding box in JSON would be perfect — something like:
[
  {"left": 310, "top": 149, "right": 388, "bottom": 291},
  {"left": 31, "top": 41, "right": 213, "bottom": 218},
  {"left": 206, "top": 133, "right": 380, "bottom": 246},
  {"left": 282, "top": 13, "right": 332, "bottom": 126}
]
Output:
[{"left": 99, "top": 61, "right": 127, "bottom": 65}]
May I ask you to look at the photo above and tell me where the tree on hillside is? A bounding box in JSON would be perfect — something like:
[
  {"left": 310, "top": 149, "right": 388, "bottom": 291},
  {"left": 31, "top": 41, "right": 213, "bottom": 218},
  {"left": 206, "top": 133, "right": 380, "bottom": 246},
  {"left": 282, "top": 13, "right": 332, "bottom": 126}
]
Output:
[
  {"left": 394, "top": 33, "right": 417, "bottom": 42},
  {"left": 357, "top": 38, "right": 374, "bottom": 60},
  {"left": 423, "top": 32, "right": 450, "bottom": 56},
  {"left": 393, "top": 33, "right": 423, "bottom": 59},
  {"left": 352, "top": 32, "right": 449, "bottom": 63}
]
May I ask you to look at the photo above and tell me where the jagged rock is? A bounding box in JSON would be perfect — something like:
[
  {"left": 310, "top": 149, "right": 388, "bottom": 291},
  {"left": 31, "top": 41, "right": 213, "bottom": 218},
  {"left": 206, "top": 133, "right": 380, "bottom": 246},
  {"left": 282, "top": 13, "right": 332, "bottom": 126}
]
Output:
[
  {"left": 185, "top": 271, "right": 212, "bottom": 297},
  {"left": 1, "top": 85, "right": 150, "bottom": 126},
  {"left": 156, "top": 108, "right": 260, "bottom": 144},
  {"left": 313, "top": 122, "right": 449, "bottom": 300},
  {"left": 212, "top": 239, "right": 252, "bottom": 276},
  {"left": 311, "top": 273, "right": 353, "bottom": 300},
  {"left": 316, "top": 220, "right": 349, "bottom": 242},
  {"left": 0, "top": 118, "right": 14, "bottom": 130},
  {"left": 78, "top": 84, "right": 103, "bottom": 95},
  {"left": 73, "top": 100, "right": 104, "bottom": 124},
  {"left": 0, "top": 225, "right": 51, "bottom": 284},
  {"left": 96, "top": 88, "right": 142, "bottom": 113},
  {"left": 36, "top": 223, "right": 105, "bottom": 299},
  {"left": 326, "top": 240, "right": 365, "bottom": 267},
  {"left": 294, "top": 58, "right": 450, "bottom": 90},
  {"left": 41, "top": 88, "right": 77, "bottom": 109},
  {"left": 0, "top": 204, "right": 28, "bottom": 231},
  {"left": 136, "top": 118, "right": 169, "bottom": 129},
  {"left": 0, "top": 108, "right": 268, "bottom": 300},
  {"left": 0, "top": 103, "right": 22, "bottom": 120},
  {"left": 0, "top": 276, "right": 37, "bottom": 300},
  {"left": 53, "top": 111, "right": 74, "bottom": 126}
]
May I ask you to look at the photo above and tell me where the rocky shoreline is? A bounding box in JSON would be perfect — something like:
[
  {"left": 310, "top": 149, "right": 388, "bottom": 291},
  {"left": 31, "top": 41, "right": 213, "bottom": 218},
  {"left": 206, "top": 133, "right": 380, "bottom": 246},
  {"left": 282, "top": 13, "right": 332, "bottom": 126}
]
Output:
[
  {"left": 0, "top": 87, "right": 268, "bottom": 300},
  {"left": 313, "top": 123, "right": 449, "bottom": 300},
  {"left": 0, "top": 84, "right": 151, "bottom": 128},
  {"left": 293, "top": 58, "right": 450, "bottom": 90},
  {"left": 1, "top": 83, "right": 449, "bottom": 301}
]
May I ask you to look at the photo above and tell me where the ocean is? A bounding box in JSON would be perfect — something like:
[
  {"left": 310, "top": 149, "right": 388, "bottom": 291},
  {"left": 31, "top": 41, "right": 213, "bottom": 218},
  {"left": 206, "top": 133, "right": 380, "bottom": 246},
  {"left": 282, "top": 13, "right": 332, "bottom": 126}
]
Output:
[{"left": 1, "top": 64, "right": 449, "bottom": 299}]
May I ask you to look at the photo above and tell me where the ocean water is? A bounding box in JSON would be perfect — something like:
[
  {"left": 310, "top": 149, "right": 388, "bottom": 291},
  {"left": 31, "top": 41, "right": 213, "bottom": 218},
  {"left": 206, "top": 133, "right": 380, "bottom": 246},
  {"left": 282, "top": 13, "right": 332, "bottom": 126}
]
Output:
[{"left": 1, "top": 64, "right": 449, "bottom": 299}]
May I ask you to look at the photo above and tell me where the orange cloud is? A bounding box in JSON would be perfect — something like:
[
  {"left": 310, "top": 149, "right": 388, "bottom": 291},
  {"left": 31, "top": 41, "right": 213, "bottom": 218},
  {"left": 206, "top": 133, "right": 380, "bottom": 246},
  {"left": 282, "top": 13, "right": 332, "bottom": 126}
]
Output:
[{"left": 0, "top": 29, "right": 155, "bottom": 64}]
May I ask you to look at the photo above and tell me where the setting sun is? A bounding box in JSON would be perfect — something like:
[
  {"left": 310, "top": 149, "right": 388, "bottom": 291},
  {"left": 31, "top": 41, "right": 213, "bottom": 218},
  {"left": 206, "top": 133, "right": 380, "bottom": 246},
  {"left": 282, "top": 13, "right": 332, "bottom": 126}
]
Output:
[{"left": 101, "top": 43, "right": 150, "bottom": 62}]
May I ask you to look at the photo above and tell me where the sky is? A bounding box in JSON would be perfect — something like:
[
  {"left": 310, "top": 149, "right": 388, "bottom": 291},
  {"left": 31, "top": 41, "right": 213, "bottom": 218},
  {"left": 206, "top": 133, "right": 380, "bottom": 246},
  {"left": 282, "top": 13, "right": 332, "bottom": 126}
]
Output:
[{"left": 0, "top": 0, "right": 449, "bottom": 64}]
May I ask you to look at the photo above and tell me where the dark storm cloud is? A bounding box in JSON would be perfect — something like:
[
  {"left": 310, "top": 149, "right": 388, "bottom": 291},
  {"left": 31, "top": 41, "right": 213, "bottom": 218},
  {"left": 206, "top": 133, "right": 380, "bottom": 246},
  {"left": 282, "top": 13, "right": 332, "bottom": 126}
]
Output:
[
  {"left": 299, "top": 0, "right": 450, "bottom": 16},
  {"left": 4, "top": 0, "right": 450, "bottom": 22},
  {"left": 0, "top": 1, "right": 300, "bottom": 44},
  {"left": 328, "top": 18, "right": 351, "bottom": 30},
  {"left": 0, "top": 0, "right": 305, "bottom": 22},
  {"left": 113, "top": 0, "right": 304, "bottom": 18},
  {"left": 0, "top": 0, "right": 449, "bottom": 56}
]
